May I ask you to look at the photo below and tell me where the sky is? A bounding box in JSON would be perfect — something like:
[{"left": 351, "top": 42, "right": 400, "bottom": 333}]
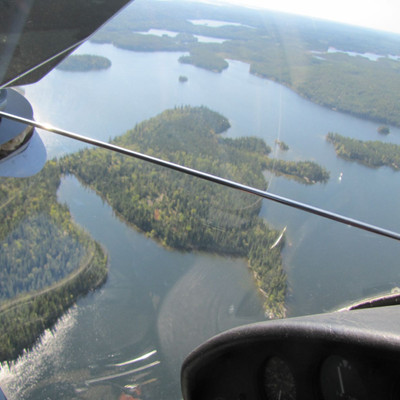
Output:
[{"left": 197, "top": 0, "right": 400, "bottom": 34}]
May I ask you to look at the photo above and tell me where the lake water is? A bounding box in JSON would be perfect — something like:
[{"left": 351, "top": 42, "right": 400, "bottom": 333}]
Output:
[{"left": 2, "top": 40, "right": 400, "bottom": 399}]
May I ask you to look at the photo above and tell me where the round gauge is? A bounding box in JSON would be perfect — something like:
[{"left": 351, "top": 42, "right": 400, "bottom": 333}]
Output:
[
  {"left": 319, "top": 355, "right": 368, "bottom": 400},
  {"left": 263, "top": 356, "right": 297, "bottom": 400}
]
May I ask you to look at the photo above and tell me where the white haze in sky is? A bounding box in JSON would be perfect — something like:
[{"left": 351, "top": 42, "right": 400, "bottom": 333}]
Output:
[{"left": 194, "top": 0, "right": 400, "bottom": 34}]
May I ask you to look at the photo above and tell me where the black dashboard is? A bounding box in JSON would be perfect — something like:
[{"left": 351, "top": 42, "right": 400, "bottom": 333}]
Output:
[{"left": 181, "top": 305, "right": 400, "bottom": 399}]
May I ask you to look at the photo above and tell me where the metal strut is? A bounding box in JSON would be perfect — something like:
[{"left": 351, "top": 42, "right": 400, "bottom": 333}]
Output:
[{"left": 1, "top": 109, "right": 400, "bottom": 242}]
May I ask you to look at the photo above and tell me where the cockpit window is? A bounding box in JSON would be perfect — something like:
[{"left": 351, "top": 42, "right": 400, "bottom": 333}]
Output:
[{"left": 1, "top": 1, "right": 400, "bottom": 399}]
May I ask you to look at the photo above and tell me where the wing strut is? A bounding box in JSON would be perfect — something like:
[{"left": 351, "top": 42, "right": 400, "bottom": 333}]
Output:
[{"left": 1, "top": 109, "right": 400, "bottom": 243}]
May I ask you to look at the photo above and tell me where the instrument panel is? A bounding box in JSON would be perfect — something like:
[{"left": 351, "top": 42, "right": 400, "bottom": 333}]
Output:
[
  {"left": 181, "top": 306, "right": 400, "bottom": 400},
  {"left": 260, "top": 352, "right": 395, "bottom": 400}
]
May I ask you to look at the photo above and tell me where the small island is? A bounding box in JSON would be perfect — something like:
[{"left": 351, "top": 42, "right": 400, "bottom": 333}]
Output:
[
  {"left": 179, "top": 48, "right": 229, "bottom": 72},
  {"left": 56, "top": 54, "right": 112, "bottom": 72},
  {"left": 378, "top": 125, "right": 390, "bottom": 135},
  {"left": 179, "top": 75, "right": 188, "bottom": 82},
  {"left": 264, "top": 159, "right": 329, "bottom": 183},
  {"left": 327, "top": 132, "right": 400, "bottom": 170},
  {"left": 275, "top": 139, "right": 289, "bottom": 151}
]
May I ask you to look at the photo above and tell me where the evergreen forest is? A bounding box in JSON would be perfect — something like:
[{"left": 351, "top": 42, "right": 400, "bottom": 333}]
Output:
[
  {"left": 61, "top": 106, "right": 329, "bottom": 319},
  {"left": 0, "top": 162, "right": 107, "bottom": 362},
  {"left": 327, "top": 133, "right": 400, "bottom": 170},
  {"left": 0, "top": 106, "right": 329, "bottom": 361},
  {"left": 56, "top": 54, "right": 112, "bottom": 72}
]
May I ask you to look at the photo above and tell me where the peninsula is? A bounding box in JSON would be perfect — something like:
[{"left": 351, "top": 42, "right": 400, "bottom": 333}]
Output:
[
  {"left": 62, "top": 106, "right": 329, "bottom": 318},
  {"left": 327, "top": 132, "right": 400, "bottom": 170},
  {"left": 0, "top": 162, "right": 107, "bottom": 362}
]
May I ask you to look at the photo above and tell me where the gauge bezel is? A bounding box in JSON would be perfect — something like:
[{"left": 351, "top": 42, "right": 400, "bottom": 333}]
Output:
[{"left": 318, "top": 353, "right": 369, "bottom": 400}]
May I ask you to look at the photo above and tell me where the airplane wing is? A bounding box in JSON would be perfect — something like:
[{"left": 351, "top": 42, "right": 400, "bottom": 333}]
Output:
[{"left": 0, "top": 0, "right": 132, "bottom": 87}]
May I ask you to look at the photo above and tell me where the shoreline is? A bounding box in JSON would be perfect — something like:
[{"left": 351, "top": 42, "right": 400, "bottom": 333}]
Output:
[
  {"left": 65, "top": 173, "right": 287, "bottom": 319},
  {"left": 0, "top": 241, "right": 108, "bottom": 363}
]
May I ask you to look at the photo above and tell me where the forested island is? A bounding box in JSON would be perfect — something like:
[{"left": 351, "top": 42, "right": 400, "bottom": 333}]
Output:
[
  {"left": 327, "top": 133, "right": 400, "bottom": 170},
  {"left": 179, "top": 48, "right": 228, "bottom": 72},
  {"left": 275, "top": 140, "right": 289, "bottom": 151},
  {"left": 378, "top": 125, "right": 390, "bottom": 135},
  {"left": 0, "top": 162, "right": 107, "bottom": 362},
  {"left": 56, "top": 54, "right": 111, "bottom": 72},
  {"left": 90, "top": 0, "right": 400, "bottom": 127},
  {"left": 264, "top": 159, "right": 328, "bottom": 183},
  {"left": 61, "top": 106, "right": 328, "bottom": 318}
]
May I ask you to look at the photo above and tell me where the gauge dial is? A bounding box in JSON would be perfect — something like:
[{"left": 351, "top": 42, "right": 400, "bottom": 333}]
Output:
[
  {"left": 263, "top": 356, "right": 297, "bottom": 400},
  {"left": 320, "top": 355, "right": 368, "bottom": 400}
]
